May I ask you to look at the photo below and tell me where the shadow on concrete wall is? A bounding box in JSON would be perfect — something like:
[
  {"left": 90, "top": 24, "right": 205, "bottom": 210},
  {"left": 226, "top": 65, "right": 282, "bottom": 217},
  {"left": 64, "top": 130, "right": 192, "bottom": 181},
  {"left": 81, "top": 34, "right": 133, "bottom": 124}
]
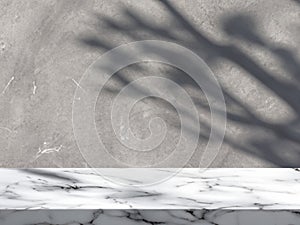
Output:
[{"left": 79, "top": 1, "right": 300, "bottom": 167}]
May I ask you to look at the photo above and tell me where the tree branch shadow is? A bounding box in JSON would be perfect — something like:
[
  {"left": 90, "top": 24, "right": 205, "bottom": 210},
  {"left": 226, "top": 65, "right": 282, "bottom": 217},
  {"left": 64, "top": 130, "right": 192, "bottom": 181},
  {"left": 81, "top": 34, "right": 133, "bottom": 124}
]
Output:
[{"left": 79, "top": 1, "right": 300, "bottom": 167}]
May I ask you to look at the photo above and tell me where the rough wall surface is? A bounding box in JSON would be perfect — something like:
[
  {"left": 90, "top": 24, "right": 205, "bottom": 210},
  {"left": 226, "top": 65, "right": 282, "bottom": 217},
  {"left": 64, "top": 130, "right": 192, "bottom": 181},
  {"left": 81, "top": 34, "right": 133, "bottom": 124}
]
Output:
[{"left": 0, "top": 0, "right": 299, "bottom": 167}]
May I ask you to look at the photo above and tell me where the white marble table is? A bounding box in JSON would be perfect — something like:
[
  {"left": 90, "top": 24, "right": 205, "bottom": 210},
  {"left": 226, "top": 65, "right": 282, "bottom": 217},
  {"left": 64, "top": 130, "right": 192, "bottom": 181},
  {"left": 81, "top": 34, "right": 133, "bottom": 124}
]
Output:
[
  {"left": 1, "top": 168, "right": 300, "bottom": 224},
  {"left": 0, "top": 168, "right": 299, "bottom": 210}
]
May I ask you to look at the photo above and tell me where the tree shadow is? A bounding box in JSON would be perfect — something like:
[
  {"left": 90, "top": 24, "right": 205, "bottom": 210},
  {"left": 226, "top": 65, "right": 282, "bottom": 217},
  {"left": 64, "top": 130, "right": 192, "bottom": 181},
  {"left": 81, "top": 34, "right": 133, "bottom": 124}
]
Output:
[
  {"left": 79, "top": 1, "right": 300, "bottom": 167},
  {"left": 21, "top": 169, "right": 78, "bottom": 182}
]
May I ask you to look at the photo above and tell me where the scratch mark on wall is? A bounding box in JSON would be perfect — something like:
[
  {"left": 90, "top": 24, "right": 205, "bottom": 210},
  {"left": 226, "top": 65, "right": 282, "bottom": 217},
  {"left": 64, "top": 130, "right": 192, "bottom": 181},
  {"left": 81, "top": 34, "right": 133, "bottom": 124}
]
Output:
[
  {"left": 1, "top": 76, "right": 14, "bottom": 95},
  {"left": 35, "top": 144, "right": 63, "bottom": 160},
  {"left": 32, "top": 81, "right": 37, "bottom": 95},
  {"left": 71, "top": 78, "right": 86, "bottom": 93}
]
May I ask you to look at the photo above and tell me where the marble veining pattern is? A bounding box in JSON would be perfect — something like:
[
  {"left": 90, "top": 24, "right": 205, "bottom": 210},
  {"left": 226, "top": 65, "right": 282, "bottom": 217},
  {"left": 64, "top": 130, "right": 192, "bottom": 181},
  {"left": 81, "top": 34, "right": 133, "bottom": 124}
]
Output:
[
  {"left": 0, "top": 168, "right": 299, "bottom": 209},
  {"left": 1, "top": 210, "right": 300, "bottom": 225}
]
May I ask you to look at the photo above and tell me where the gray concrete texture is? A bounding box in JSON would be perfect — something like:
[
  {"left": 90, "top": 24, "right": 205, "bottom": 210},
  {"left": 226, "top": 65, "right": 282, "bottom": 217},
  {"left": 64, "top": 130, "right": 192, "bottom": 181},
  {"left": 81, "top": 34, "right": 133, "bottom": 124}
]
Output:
[{"left": 0, "top": 0, "right": 299, "bottom": 167}]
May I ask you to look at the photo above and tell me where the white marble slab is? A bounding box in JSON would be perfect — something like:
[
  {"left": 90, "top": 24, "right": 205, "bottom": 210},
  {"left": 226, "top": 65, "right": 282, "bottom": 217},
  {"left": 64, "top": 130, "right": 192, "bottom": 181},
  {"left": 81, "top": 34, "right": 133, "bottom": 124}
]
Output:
[{"left": 0, "top": 168, "right": 299, "bottom": 209}]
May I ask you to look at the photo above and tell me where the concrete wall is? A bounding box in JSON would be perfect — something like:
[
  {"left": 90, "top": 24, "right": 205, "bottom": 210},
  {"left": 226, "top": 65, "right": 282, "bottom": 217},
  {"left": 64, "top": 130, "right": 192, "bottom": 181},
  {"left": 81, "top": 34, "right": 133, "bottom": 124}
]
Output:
[{"left": 0, "top": 0, "right": 299, "bottom": 167}]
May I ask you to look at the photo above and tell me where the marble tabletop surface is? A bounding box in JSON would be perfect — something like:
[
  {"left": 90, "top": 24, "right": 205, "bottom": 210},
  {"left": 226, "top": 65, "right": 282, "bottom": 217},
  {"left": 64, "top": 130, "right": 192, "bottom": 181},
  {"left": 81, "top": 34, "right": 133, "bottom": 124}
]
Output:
[{"left": 0, "top": 168, "right": 299, "bottom": 209}]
